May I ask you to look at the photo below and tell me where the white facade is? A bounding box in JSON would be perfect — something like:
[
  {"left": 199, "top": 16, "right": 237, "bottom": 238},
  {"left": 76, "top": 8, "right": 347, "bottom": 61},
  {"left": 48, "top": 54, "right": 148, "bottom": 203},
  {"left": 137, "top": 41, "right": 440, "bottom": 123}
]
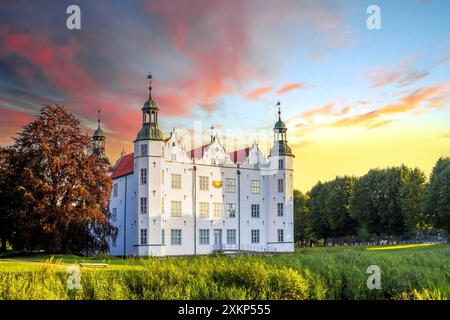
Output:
[{"left": 107, "top": 85, "right": 294, "bottom": 256}]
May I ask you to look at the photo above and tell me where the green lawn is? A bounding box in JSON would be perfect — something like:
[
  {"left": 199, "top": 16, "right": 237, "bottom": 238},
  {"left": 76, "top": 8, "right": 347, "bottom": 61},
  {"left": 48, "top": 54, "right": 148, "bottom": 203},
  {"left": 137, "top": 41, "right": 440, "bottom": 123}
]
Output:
[{"left": 0, "top": 244, "right": 449, "bottom": 300}]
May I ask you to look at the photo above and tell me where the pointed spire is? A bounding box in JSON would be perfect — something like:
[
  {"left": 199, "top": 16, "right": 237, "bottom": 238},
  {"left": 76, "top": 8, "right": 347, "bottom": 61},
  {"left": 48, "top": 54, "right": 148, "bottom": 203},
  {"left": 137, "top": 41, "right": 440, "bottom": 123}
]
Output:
[
  {"left": 147, "top": 72, "right": 152, "bottom": 100},
  {"left": 97, "top": 108, "right": 101, "bottom": 129}
]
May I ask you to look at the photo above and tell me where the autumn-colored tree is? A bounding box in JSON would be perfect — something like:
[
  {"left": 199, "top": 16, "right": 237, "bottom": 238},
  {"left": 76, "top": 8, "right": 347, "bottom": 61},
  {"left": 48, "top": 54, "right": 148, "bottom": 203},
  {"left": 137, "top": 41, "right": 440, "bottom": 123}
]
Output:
[
  {"left": 3, "top": 104, "right": 116, "bottom": 254},
  {"left": 0, "top": 148, "right": 14, "bottom": 251}
]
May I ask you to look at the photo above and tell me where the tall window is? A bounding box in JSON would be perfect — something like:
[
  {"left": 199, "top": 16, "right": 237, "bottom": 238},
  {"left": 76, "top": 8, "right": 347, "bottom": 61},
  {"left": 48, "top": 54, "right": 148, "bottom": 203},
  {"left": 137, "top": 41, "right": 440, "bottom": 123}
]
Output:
[
  {"left": 251, "top": 229, "right": 260, "bottom": 244},
  {"left": 171, "top": 174, "right": 181, "bottom": 189},
  {"left": 140, "top": 197, "right": 147, "bottom": 214},
  {"left": 278, "top": 179, "right": 284, "bottom": 193},
  {"left": 199, "top": 202, "right": 209, "bottom": 218},
  {"left": 279, "top": 159, "right": 284, "bottom": 169},
  {"left": 140, "top": 168, "right": 147, "bottom": 185},
  {"left": 161, "top": 229, "right": 165, "bottom": 245},
  {"left": 140, "top": 229, "right": 147, "bottom": 245},
  {"left": 171, "top": 229, "right": 182, "bottom": 245},
  {"left": 277, "top": 229, "right": 284, "bottom": 242},
  {"left": 226, "top": 203, "right": 236, "bottom": 218},
  {"left": 112, "top": 238, "right": 116, "bottom": 248},
  {"left": 226, "top": 178, "right": 235, "bottom": 193},
  {"left": 113, "top": 183, "right": 118, "bottom": 197},
  {"left": 251, "top": 204, "right": 260, "bottom": 218},
  {"left": 199, "top": 176, "right": 209, "bottom": 191},
  {"left": 161, "top": 197, "right": 165, "bottom": 215},
  {"left": 140, "top": 144, "right": 148, "bottom": 156},
  {"left": 213, "top": 203, "right": 223, "bottom": 218},
  {"left": 199, "top": 229, "right": 210, "bottom": 245},
  {"left": 251, "top": 180, "right": 260, "bottom": 194},
  {"left": 112, "top": 207, "right": 117, "bottom": 222},
  {"left": 171, "top": 201, "right": 182, "bottom": 216},
  {"left": 226, "top": 229, "right": 236, "bottom": 245},
  {"left": 161, "top": 170, "right": 165, "bottom": 185},
  {"left": 277, "top": 203, "right": 284, "bottom": 217}
]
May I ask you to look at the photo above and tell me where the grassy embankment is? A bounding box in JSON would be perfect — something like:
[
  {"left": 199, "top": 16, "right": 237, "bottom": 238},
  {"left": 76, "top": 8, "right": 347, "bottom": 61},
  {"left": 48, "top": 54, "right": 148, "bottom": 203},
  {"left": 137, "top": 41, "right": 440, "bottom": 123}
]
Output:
[{"left": 0, "top": 244, "right": 448, "bottom": 300}]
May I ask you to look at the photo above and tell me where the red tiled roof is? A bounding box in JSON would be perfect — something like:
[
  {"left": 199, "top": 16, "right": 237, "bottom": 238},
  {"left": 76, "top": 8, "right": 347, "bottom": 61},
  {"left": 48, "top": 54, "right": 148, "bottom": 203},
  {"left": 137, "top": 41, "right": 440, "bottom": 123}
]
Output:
[
  {"left": 188, "top": 144, "right": 209, "bottom": 159},
  {"left": 229, "top": 147, "right": 250, "bottom": 163},
  {"left": 111, "top": 153, "right": 134, "bottom": 179}
]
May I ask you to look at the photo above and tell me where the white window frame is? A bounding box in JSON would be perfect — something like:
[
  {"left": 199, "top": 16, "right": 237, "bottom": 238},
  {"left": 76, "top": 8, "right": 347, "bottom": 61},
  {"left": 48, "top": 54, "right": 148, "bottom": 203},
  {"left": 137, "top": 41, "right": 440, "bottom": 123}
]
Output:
[
  {"left": 140, "top": 228, "right": 147, "bottom": 245},
  {"left": 278, "top": 229, "right": 284, "bottom": 242},
  {"left": 171, "top": 174, "right": 182, "bottom": 189},
  {"left": 213, "top": 203, "right": 223, "bottom": 218},
  {"left": 140, "top": 197, "right": 147, "bottom": 214},
  {"left": 140, "top": 168, "right": 147, "bottom": 185},
  {"left": 226, "top": 178, "right": 236, "bottom": 193},
  {"left": 251, "top": 229, "right": 260, "bottom": 244},
  {"left": 226, "top": 229, "right": 236, "bottom": 245},
  {"left": 171, "top": 229, "right": 182, "bottom": 245},
  {"left": 251, "top": 204, "right": 260, "bottom": 218},
  {"left": 140, "top": 144, "right": 148, "bottom": 157},
  {"left": 171, "top": 201, "right": 182, "bottom": 217},
  {"left": 278, "top": 179, "right": 284, "bottom": 193},
  {"left": 199, "top": 229, "right": 210, "bottom": 245},
  {"left": 277, "top": 202, "right": 284, "bottom": 217},
  {"left": 199, "top": 202, "right": 209, "bottom": 218},
  {"left": 226, "top": 203, "right": 236, "bottom": 218},
  {"left": 251, "top": 180, "right": 260, "bottom": 194},
  {"left": 199, "top": 176, "right": 209, "bottom": 191},
  {"left": 112, "top": 207, "right": 117, "bottom": 222}
]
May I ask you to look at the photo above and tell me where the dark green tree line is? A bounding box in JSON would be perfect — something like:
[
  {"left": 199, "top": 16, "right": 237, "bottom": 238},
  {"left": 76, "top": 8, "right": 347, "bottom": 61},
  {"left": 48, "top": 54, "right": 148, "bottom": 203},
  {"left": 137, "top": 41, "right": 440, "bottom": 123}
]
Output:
[{"left": 294, "top": 159, "right": 450, "bottom": 245}]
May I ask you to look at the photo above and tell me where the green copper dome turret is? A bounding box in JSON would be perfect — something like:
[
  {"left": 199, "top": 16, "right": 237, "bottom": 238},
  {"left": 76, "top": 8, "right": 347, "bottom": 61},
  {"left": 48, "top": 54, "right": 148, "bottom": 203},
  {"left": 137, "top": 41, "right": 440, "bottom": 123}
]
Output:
[
  {"left": 269, "top": 102, "right": 294, "bottom": 157},
  {"left": 135, "top": 73, "right": 164, "bottom": 141},
  {"left": 273, "top": 119, "right": 286, "bottom": 130},
  {"left": 93, "top": 126, "right": 104, "bottom": 138},
  {"left": 92, "top": 109, "right": 111, "bottom": 165}
]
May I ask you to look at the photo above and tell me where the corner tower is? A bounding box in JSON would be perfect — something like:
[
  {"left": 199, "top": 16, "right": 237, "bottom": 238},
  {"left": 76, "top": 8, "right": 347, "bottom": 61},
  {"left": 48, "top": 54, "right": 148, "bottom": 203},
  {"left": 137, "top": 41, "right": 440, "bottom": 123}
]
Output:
[
  {"left": 134, "top": 73, "right": 164, "bottom": 256},
  {"left": 267, "top": 102, "right": 294, "bottom": 252},
  {"left": 92, "top": 109, "right": 110, "bottom": 166}
]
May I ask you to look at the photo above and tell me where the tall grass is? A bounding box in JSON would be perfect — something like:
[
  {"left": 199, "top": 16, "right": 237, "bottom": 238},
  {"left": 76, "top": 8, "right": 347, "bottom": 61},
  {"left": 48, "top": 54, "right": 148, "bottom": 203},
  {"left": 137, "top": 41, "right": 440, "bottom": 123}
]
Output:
[{"left": 0, "top": 245, "right": 448, "bottom": 300}]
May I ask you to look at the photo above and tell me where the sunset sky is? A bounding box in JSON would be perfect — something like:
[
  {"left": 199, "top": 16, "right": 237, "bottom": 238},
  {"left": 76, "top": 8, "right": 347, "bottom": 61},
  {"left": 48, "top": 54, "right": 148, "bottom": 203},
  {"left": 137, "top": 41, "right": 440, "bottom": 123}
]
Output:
[{"left": 0, "top": 0, "right": 449, "bottom": 192}]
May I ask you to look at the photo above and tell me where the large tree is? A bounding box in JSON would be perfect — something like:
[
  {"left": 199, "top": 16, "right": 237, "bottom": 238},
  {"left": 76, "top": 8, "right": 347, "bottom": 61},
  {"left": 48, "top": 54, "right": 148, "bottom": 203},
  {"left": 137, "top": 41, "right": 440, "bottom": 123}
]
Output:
[
  {"left": 400, "top": 167, "right": 428, "bottom": 236},
  {"left": 350, "top": 169, "right": 386, "bottom": 242},
  {"left": 293, "top": 190, "right": 310, "bottom": 247},
  {"left": 3, "top": 104, "right": 116, "bottom": 253},
  {"left": 427, "top": 157, "right": 450, "bottom": 241},
  {"left": 324, "top": 176, "right": 358, "bottom": 242},
  {"left": 307, "top": 182, "right": 332, "bottom": 244}
]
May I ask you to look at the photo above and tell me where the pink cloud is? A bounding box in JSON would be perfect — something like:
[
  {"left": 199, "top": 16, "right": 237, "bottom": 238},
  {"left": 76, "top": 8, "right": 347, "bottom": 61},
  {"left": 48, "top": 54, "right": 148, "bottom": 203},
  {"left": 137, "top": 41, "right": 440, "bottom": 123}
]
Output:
[
  {"left": 277, "top": 83, "right": 307, "bottom": 95},
  {"left": 245, "top": 86, "right": 273, "bottom": 100}
]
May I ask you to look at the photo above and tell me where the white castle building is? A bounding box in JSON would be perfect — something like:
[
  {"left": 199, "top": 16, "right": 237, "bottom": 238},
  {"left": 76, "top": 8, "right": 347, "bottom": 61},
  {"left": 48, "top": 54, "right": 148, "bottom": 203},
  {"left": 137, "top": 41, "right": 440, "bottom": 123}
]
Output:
[{"left": 104, "top": 76, "right": 294, "bottom": 256}]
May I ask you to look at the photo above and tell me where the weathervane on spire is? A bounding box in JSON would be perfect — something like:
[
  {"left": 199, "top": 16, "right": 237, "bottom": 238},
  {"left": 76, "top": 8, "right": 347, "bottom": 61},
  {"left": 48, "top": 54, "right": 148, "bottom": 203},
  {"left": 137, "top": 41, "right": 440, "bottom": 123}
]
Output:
[
  {"left": 276, "top": 101, "right": 281, "bottom": 120},
  {"left": 210, "top": 125, "right": 215, "bottom": 142},
  {"left": 147, "top": 72, "right": 152, "bottom": 99},
  {"left": 97, "top": 108, "right": 101, "bottom": 128}
]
